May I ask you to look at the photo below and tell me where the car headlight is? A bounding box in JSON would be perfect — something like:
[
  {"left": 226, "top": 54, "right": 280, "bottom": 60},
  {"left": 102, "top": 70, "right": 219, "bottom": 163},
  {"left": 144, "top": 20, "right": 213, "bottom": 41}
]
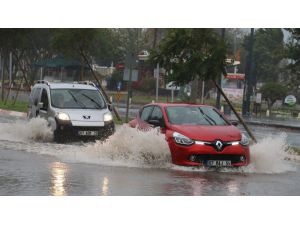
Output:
[
  {"left": 104, "top": 112, "right": 113, "bottom": 122},
  {"left": 240, "top": 133, "right": 249, "bottom": 146},
  {"left": 173, "top": 132, "right": 194, "bottom": 146},
  {"left": 56, "top": 112, "right": 70, "bottom": 121}
]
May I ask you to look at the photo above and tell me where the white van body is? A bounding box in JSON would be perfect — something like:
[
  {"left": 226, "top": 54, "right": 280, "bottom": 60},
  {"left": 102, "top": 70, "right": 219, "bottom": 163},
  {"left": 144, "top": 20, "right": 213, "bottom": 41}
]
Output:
[{"left": 28, "top": 81, "right": 115, "bottom": 142}]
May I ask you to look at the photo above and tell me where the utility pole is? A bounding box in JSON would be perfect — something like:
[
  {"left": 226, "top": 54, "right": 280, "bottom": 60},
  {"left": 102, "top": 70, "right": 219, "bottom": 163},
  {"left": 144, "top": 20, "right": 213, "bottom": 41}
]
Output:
[
  {"left": 242, "top": 28, "right": 255, "bottom": 117},
  {"left": 40, "top": 67, "right": 43, "bottom": 80},
  {"left": 216, "top": 28, "right": 225, "bottom": 110},
  {"left": 125, "top": 29, "right": 138, "bottom": 123},
  {"left": 125, "top": 52, "right": 133, "bottom": 123},
  {"left": 201, "top": 80, "right": 205, "bottom": 104},
  {"left": 9, "top": 52, "right": 12, "bottom": 87},
  {"left": 1, "top": 55, "right": 4, "bottom": 101},
  {"left": 155, "top": 63, "right": 159, "bottom": 102}
]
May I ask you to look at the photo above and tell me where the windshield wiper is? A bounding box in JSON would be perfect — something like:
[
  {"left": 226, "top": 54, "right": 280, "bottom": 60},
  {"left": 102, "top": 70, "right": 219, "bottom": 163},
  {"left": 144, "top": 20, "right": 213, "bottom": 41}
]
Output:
[
  {"left": 80, "top": 93, "right": 104, "bottom": 109},
  {"left": 198, "top": 107, "right": 216, "bottom": 125},
  {"left": 67, "top": 91, "right": 87, "bottom": 109},
  {"left": 212, "top": 108, "right": 229, "bottom": 125}
]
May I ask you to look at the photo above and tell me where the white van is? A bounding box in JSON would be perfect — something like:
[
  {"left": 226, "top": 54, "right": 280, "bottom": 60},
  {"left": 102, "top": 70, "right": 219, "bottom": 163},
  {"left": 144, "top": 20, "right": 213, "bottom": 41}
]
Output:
[{"left": 28, "top": 80, "right": 115, "bottom": 142}]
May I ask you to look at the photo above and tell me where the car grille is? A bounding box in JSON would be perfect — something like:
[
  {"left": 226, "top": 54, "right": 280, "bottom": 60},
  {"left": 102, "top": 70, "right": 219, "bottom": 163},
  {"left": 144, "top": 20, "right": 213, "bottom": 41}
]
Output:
[{"left": 189, "top": 154, "right": 245, "bottom": 164}]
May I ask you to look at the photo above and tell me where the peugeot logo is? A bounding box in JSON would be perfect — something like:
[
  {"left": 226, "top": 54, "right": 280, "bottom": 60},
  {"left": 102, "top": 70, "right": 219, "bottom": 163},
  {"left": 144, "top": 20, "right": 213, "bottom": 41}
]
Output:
[
  {"left": 215, "top": 140, "right": 223, "bottom": 151},
  {"left": 83, "top": 115, "right": 91, "bottom": 119}
]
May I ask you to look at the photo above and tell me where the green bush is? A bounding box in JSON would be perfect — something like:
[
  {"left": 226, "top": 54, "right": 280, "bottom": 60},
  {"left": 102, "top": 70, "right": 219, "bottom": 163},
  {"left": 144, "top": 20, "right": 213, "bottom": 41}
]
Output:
[
  {"left": 136, "top": 76, "right": 156, "bottom": 93},
  {"left": 259, "top": 82, "right": 288, "bottom": 109}
]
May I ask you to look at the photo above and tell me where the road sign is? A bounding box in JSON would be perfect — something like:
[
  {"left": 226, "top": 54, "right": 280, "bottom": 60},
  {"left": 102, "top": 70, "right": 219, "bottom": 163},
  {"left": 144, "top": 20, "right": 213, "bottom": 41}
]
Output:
[
  {"left": 123, "top": 69, "right": 138, "bottom": 81},
  {"left": 154, "top": 68, "right": 166, "bottom": 78},
  {"left": 114, "top": 92, "right": 122, "bottom": 102},
  {"left": 137, "top": 50, "right": 149, "bottom": 61},
  {"left": 225, "top": 73, "right": 245, "bottom": 80},
  {"left": 166, "top": 81, "right": 180, "bottom": 90},
  {"left": 116, "top": 63, "right": 125, "bottom": 70},
  {"left": 284, "top": 95, "right": 297, "bottom": 106},
  {"left": 256, "top": 93, "right": 262, "bottom": 104}
]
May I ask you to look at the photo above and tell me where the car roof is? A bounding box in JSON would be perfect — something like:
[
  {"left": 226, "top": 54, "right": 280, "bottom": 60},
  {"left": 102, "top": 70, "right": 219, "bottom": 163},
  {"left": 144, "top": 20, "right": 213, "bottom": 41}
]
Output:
[
  {"left": 145, "top": 102, "right": 213, "bottom": 108},
  {"left": 33, "top": 82, "right": 97, "bottom": 90}
]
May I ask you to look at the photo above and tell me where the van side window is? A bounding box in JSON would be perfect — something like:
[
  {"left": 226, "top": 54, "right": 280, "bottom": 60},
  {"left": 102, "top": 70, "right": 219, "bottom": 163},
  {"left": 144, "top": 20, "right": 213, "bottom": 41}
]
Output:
[
  {"left": 140, "top": 106, "right": 154, "bottom": 121},
  {"left": 40, "top": 89, "right": 49, "bottom": 110},
  {"left": 33, "top": 88, "right": 41, "bottom": 106}
]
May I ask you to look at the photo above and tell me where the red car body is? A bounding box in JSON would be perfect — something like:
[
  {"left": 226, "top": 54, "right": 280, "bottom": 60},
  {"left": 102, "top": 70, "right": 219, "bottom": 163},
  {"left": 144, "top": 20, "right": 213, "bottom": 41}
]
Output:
[{"left": 129, "top": 103, "right": 250, "bottom": 167}]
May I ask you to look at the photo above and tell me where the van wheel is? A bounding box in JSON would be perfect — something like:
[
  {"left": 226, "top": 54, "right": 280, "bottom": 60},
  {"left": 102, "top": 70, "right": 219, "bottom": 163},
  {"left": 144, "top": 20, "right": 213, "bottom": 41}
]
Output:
[{"left": 53, "top": 130, "right": 64, "bottom": 143}]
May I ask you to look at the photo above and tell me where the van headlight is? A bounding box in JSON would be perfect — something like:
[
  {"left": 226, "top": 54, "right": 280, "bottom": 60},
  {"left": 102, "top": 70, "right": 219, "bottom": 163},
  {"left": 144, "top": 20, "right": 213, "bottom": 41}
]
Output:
[
  {"left": 104, "top": 112, "right": 113, "bottom": 122},
  {"left": 173, "top": 132, "right": 194, "bottom": 146},
  {"left": 240, "top": 134, "right": 249, "bottom": 146},
  {"left": 56, "top": 112, "right": 70, "bottom": 121}
]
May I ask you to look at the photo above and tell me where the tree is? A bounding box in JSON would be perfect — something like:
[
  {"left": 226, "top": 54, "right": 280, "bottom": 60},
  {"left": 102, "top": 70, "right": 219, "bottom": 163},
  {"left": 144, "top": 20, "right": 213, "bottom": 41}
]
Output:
[
  {"left": 150, "top": 29, "right": 227, "bottom": 103},
  {"left": 224, "top": 28, "right": 248, "bottom": 74},
  {"left": 259, "top": 82, "right": 288, "bottom": 109},
  {"left": 51, "top": 29, "right": 123, "bottom": 80},
  {"left": 151, "top": 29, "right": 227, "bottom": 85},
  {"left": 244, "top": 29, "right": 285, "bottom": 84},
  {"left": 285, "top": 29, "right": 300, "bottom": 94},
  {"left": 0, "top": 29, "right": 53, "bottom": 90}
]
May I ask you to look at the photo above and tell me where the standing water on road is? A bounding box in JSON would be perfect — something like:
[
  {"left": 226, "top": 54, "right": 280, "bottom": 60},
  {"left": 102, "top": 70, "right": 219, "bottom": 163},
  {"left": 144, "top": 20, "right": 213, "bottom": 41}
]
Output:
[{"left": 0, "top": 117, "right": 296, "bottom": 174}]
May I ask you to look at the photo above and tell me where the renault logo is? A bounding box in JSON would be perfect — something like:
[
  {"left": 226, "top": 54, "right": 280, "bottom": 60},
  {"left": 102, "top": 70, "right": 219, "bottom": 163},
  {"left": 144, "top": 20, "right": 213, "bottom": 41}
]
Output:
[
  {"left": 215, "top": 140, "right": 223, "bottom": 151},
  {"left": 83, "top": 115, "right": 91, "bottom": 119}
]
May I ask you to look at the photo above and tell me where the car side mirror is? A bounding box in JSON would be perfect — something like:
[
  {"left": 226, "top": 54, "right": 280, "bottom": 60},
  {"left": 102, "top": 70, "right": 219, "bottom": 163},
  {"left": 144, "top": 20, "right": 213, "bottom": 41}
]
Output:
[
  {"left": 230, "top": 120, "right": 239, "bottom": 126},
  {"left": 108, "top": 103, "right": 113, "bottom": 111},
  {"left": 148, "top": 119, "right": 161, "bottom": 127},
  {"left": 37, "top": 102, "right": 43, "bottom": 109}
]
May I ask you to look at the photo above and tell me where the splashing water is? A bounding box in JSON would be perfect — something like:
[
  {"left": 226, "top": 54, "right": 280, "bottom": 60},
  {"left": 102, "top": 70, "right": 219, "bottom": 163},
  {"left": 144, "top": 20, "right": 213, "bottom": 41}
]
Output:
[
  {"left": 40, "top": 125, "right": 172, "bottom": 168},
  {"left": 0, "top": 117, "right": 297, "bottom": 173},
  {"left": 0, "top": 117, "right": 53, "bottom": 142},
  {"left": 241, "top": 133, "right": 295, "bottom": 174}
]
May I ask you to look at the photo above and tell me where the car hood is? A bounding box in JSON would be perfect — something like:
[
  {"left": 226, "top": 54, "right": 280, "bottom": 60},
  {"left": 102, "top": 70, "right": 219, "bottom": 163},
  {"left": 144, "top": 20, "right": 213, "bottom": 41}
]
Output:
[{"left": 170, "top": 124, "right": 241, "bottom": 142}]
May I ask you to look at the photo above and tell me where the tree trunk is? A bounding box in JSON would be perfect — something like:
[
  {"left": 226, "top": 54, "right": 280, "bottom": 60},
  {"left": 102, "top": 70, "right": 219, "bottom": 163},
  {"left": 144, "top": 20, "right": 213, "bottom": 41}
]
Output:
[
  {"left": 190, "top": 78, "right": 198, "bottom": 103},
  {"left": 80, "top": 58, "right": 84, "bottom": 81},
  {"left": 152, "top": 28, "right": 158, "bottom": 49},
  {"left": 1, "top": 56, "right": 4, "bottom": 102}
]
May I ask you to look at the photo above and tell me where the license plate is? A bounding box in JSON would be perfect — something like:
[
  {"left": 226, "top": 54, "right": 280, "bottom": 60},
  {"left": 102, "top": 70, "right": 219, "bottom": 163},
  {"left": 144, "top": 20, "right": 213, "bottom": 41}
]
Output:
[
  {"left": 78, "top": 131, "right": 98, "bottom": 136},
  {"left": 205, "top": 160, "right": 231, "bottom": 167}
]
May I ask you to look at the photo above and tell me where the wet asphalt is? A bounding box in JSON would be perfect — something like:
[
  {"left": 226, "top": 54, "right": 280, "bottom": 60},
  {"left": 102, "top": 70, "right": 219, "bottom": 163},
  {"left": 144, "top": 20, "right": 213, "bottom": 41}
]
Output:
[{"left": 0, "top": 114, "right": 299, "bottom": 196}]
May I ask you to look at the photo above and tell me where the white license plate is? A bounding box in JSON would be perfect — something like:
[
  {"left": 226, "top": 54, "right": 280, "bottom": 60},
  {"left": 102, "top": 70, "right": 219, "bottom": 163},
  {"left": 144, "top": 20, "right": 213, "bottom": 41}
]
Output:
[
  {"left": 78, "top": 131, "right": 98, "bottom": 136},
  {"left": 206, "top": 160, "right": 231, "bottom": 167}
]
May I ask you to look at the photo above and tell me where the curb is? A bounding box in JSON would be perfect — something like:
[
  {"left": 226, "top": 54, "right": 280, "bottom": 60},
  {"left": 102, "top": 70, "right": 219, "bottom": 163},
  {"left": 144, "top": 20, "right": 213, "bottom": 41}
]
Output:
[
  {"left": 245, "top": 120, "right": 300, "bottom": 131},
  {"left": 0, "top": 109, "right": 27, "bottom": 118}
]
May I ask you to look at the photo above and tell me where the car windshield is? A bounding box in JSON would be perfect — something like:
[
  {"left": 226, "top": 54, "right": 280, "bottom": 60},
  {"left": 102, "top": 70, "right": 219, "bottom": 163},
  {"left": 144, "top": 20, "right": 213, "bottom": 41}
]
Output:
[
  {"left": 166, "top": 106, "right": 229, "bottom": 126},
  {"left": 50, "top": 89, "right": 106, "bottom": 109}
]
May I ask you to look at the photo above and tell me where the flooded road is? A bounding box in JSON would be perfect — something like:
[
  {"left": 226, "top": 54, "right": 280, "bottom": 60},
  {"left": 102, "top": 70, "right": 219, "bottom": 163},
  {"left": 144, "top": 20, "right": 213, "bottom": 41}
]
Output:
[{"left": 0, "top": 115, "right": 299, "bottom": 195}]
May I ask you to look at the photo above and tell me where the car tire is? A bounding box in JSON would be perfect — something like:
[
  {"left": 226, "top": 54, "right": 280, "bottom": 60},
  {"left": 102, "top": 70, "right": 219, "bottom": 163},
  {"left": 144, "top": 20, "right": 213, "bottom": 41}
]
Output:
[{"left": 53, "top": 129, "right": 64, "bottom": 143}]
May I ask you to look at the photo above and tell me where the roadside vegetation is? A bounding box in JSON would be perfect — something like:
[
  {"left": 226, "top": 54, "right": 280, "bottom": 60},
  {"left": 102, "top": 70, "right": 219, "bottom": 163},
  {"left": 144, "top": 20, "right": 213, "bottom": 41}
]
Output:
[
  {"left": 0, "top": 100, "right": 27, "bottom": 112},
  {"left": 287, "top": 146, "right": 300, "bottom": 155}
]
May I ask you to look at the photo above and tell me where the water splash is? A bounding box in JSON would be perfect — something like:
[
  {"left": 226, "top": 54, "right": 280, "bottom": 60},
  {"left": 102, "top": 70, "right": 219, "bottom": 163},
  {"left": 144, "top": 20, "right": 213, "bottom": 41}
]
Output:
[
  {"left": 0, "top": 118, "right": 297, "bottom": 173},
  {"left": 0, "top": 117, "right": 53, "bottom": 142},
  {"left": 241, "top": 133, "right": 295, "bottom": 174},
  {"left": 41, "top": 125, "right": 172, "bottom": 168}
]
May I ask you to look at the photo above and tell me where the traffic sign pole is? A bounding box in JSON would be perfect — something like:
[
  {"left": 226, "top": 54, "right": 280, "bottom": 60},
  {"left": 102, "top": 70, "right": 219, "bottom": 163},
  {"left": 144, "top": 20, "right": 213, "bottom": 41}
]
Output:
[{"left": 156, "top": 63, "right": 159, "bottom": 102}]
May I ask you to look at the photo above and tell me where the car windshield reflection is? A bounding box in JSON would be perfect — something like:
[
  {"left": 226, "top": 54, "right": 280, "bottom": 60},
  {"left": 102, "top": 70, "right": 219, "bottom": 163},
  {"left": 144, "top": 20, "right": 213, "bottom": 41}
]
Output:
[
  {"left": 50, "top": 89, "right": 106, "bottom": 109},
  {"left": 166, "top": 106, "right": 229, "bottom": 126}
]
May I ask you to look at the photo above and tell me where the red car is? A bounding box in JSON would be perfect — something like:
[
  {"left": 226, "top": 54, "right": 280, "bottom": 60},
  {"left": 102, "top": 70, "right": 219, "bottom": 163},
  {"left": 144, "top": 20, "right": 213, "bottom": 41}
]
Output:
[{"left": 129, "top": 103, "right": 250, "bottom": 167}]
